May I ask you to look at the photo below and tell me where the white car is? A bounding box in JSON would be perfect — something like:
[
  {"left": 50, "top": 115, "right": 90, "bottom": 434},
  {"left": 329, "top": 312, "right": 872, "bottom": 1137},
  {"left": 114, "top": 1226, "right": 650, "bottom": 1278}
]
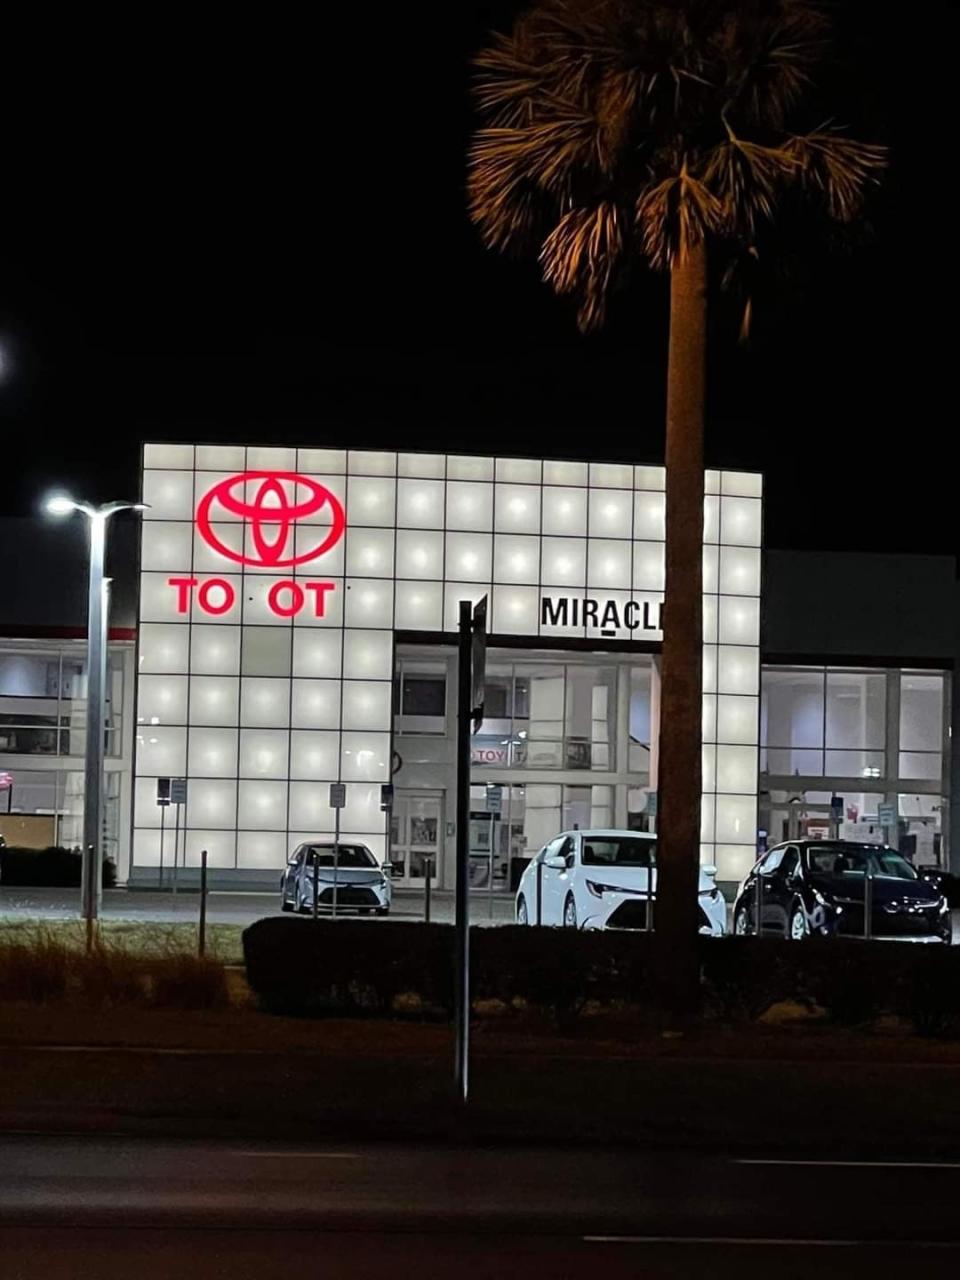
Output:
[
  {"left": 280, "top": 842, "right": 391, "bottom": 915},
  {"left": 514, "top": 829, "right": 726, "bottom": 935}
]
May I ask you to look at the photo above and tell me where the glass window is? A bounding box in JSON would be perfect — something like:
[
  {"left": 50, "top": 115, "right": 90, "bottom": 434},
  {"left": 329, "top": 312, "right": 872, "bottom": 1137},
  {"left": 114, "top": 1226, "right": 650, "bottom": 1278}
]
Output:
[
  {"left": 762, "top": 669, "right": 824, "bottom": 751},
  {"left": 758, "top": 847, "right": 785, "bottom": 875},
  {"left": 401, "top": 675, "right": 445, "bottom": 716},
  {"left": 900, "top": 674, "right": 944, "bottom": 752},
  {"left": 826, "top": 672, "right": 885, "bottom": 750},
  {"left": 580, "top": 835, "right": 654, "bottom": 867},
  {"left": 302, "top": 844, "right": 377, "bottom": 869}
]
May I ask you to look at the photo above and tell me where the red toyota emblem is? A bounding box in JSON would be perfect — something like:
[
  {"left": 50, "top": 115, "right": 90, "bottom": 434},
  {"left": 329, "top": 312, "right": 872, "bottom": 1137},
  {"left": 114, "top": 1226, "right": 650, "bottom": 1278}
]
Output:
[{"left": 196, "top": 471, "right": 346, "bottom": 568}]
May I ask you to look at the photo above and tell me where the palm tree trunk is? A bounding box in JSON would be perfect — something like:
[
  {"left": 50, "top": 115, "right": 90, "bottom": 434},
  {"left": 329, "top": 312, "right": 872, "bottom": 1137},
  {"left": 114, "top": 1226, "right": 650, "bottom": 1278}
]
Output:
[{"left": 654, "top": 238, "right": 707, "bottom": 1018}]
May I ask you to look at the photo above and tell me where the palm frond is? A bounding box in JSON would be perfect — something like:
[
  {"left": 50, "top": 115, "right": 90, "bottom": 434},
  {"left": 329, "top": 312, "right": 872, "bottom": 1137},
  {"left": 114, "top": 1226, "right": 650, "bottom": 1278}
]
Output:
[
  {"left": 703, "top": 134, "right": 797, "bottom": 234},
  {"left": 784, "top": 129, "right": 888, "bottom": 220},
  {"left": 636, "top": 169, "right": 725, "bottom": 269},
  {"left": 540, "top": 200, "right": 624, "bottom": 332}
]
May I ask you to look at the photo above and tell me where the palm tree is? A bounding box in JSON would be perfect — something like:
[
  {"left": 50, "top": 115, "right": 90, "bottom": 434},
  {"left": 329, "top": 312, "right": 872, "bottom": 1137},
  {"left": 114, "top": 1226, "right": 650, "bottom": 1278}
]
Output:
[{"left": 468, "top": 0, "right": 885, "bottom": 1012}]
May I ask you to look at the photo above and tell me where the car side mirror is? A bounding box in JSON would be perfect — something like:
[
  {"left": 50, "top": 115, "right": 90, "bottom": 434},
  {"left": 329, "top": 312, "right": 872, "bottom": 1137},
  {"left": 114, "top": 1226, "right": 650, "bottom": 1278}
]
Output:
[
  {"left": 543, "top": 854, "right": 567, "bottom": 870},
  {"left": 702, "top": 864, "right": 717, "bottom": 879}
]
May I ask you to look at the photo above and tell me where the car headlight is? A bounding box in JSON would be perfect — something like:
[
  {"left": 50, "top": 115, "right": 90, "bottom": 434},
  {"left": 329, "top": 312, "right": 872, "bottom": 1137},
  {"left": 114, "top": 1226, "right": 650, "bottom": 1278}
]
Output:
[
  {"left": 700, "top": 887, "right": 722, "bottom": 903},
  {"left": 586, "top": 880, "right": 625, "bottom": 898},
  {"left": 940, "top": 897, "right": 950, "bottom": 915}
]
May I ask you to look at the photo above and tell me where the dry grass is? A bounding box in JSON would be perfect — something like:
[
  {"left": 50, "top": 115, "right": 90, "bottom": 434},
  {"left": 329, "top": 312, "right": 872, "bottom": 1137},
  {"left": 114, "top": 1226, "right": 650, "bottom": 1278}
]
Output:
[
  {"left": 0, "top": 924, "right": 230, "bottom": 1011},
  {"left": 0, "top": 918, "right": 244, "bottom": 963}
]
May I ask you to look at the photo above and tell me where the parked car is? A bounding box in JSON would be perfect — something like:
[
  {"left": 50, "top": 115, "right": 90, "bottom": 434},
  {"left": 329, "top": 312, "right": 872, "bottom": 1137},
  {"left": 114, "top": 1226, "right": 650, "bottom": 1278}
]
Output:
[
  {"left": 280, "top": 842, "right": 391, "bottom": 915},
  {"left": 732, "top": 840, "right": 950, "bottom": 942},
  {"left": 514, "top": 829, "right": 726, "bottom": 935}
]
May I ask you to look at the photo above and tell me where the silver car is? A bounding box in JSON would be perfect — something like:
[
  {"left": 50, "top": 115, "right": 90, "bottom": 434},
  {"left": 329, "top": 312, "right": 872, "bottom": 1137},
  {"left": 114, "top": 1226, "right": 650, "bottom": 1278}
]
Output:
[{"left": 280, "top": 842, "right": 391, "bottom": 915}]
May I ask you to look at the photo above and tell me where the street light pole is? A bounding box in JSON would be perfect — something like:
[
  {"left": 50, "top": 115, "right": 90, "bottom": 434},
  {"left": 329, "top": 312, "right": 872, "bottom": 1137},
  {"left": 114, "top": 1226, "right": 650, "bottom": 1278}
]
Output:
[{"left": 45, "top": 495, "right": 146, "bottom": 934}]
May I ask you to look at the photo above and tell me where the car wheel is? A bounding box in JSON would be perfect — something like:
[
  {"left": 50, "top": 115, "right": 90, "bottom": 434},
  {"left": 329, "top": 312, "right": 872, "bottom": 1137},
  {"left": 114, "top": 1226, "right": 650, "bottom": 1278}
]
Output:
[
  {"left": 281, "top": 899, "right": 294, "bottom": 913},
  {"left": 734, "top": 906, "right": 750, "bottom": 935},
  {"left": 563, "top": 894, "right": 578, "bottom": 929},
  {"left": 789, "top": 903, "right": 809, "bottom": 941},
  {"left": 516, "top": 896, "right": 528, "bottom": 926}
]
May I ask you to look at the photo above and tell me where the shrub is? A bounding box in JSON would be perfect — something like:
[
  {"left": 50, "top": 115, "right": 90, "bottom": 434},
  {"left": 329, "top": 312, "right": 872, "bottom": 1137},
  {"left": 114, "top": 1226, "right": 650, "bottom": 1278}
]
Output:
[
  {"left": 896, "top": 949, "right": 960, "bottom": 1038},
  {"left": 0, "top": 931, "right": 69, "bottom": 1002},
  {"left": 699, "top": 937, "right": 794, "bottom": 1022},
  {"left": 147, "top": 953, "right": 231, "bottom": 1010},
  {"left": 0, "top": 846, "right": 117, "bottom": 888}
]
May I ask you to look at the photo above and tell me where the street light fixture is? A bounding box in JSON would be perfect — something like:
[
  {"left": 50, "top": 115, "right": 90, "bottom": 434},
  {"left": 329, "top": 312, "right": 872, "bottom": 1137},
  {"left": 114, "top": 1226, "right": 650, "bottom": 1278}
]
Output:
[{"left": 44, "top": 495, "right": 147, "bottom": 931}]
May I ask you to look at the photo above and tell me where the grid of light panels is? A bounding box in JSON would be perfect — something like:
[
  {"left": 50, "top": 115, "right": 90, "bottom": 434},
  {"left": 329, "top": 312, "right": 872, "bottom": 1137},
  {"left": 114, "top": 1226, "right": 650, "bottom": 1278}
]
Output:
[{"left": 133, "top": 444, "right": 762, "bottom": 882}]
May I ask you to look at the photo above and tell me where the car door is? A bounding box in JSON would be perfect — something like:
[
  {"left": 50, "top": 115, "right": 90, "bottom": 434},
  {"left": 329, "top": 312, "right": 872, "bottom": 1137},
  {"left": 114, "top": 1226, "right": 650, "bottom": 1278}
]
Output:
[
  {"left": 540, "top": 834, "right": 575, "bottom": 925},
  {"left": 765, "top": 845, "right": 800, "bottom": 935},
  {"left": 282, "top": 846, "right": 304, "bottom": 904},
  {"left": 755, "top": 847, "right": 785, "bottom": 933}
]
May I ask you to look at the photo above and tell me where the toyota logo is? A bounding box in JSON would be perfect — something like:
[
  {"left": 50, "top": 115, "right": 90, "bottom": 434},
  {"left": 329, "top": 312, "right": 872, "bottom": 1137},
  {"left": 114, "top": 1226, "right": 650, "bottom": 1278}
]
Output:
[{"left": 196, "top": 471, "right": 346, "bottom": 568}]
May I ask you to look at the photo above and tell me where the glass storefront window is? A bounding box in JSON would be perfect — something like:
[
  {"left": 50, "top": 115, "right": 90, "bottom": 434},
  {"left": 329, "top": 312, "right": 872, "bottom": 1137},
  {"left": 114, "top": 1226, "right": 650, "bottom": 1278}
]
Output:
[
  {"left": 826, "top": 671, "right": 885, "bottom": 751},
  {"left": 0, "top": 643, "right": 125, "bottom": 759},
  {"left": 762, "top": 668, "right": 887, "bottom": 779}
]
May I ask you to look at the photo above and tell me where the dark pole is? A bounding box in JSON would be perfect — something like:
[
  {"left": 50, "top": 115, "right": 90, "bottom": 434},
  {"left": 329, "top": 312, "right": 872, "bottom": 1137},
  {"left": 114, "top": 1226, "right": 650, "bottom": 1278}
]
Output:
[
  {"left": 198, "top": 848, "right": 208, "bottom": 957},
  {"left": 424, "top": 856, "right": 432, "bottom": 924},
  {"left": 454, "top": 599, "right": 472, "bottom": 1105}
]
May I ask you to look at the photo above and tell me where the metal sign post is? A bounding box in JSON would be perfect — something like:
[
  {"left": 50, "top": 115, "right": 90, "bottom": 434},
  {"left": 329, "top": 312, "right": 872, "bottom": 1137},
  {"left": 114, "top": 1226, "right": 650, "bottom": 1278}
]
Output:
[
  {"left": 170, "top": 778, "right": 187, "bottom": 900},
  {"left": 329, "top": 782, "right": 346, "bottom": 920},
  {"left": 486, "top": 785, "right": 502, "bottom": 921},
  {"left": 156, "top": 778, "right": 171, "bottom": 890}
]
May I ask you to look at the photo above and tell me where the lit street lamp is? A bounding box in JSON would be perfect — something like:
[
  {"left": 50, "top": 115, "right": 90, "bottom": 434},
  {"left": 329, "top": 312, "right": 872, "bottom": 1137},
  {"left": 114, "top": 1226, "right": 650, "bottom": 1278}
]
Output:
[{"left": 44, "top": 496, "right": 147, "bottom": 929}]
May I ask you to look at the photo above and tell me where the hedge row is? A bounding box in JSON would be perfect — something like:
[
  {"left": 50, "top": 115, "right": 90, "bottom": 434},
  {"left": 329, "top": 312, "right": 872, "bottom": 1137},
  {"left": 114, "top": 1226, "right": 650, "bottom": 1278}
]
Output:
[
  {"left": 242, "top": 917, "right": 960, "bottom": 1036},
  {"left": 0, "top": 846, "right": 117, "bottom": 888}
]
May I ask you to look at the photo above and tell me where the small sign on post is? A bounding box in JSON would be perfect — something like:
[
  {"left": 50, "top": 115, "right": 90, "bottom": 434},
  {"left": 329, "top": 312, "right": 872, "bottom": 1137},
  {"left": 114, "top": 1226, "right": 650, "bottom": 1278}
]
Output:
[
  {"left": 329, "top": 782, "right": 346, "bottom": 809},
  {"left": 380, "top": 783, "right": 394, "bottom": 812},
  {"left": 170, "top": 778, "right": 188, "bottom": 806},
  {"left": 878, "top": 802, "right": 896, "bottom": 828},
  {"left": 485, "top": 785, "right": 503, "bottom": 815}
]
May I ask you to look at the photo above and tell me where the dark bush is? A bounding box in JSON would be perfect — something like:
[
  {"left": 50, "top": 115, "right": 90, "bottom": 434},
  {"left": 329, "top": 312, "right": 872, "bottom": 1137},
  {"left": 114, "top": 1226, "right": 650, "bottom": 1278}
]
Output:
[
  {"left": 0, "top": 846, "right": 117, "bottom": 888},
  {"left": 699, "top": 937, "right": 794, "bottom": 1021},
  {"left": 896, "top": 949, "right": 960, "bottom": 1038}
]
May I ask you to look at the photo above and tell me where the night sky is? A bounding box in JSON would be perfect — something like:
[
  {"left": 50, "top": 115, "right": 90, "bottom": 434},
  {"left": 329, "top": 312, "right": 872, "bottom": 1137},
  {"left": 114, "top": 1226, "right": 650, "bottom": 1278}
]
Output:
[{"left": 0, "top": 4, "right": 951, "bottom": 557}]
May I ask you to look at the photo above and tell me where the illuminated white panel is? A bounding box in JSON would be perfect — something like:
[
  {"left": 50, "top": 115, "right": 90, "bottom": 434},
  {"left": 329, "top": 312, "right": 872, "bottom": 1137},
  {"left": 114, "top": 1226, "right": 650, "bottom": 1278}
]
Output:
[
  {"left": 588, "top": 489, "right": 632, "bottom": 538},
  {"left": 343, "top": 631, "right": 393, "bottom": 680},
  {"left": 289, "top": 730, "right": 339, "bottom": 779},
  {"left": 137, "top": 727, "right": 186, "bottom": 775},
  {"left": 188, "top": 727, "right": 238, "bottom": 777},
  {"left": 346, "top": 528, "right": 395, "bottom": 578},
  {"left": 134, "top": 777, "right": 163, "bottom": 827},
  {"left": 704, "top": 495, "right": 720, "bottom": 543},
  {"left": 590, "top": 462, "right": 633, "bottom": 489},
  {"left": 541, "top": 538, "right": 586, "bottom": 587},
  {"left": 292, "top": 629, "right": 342, "bottom": 679},
  {"left": 717, "top": 646, "right": 759, "bottom": 696},
  {"left": 193, "top": 522, "right": 244, "bottom": 573},
  {"left": 634, "top": 492, "right": 665, "bottom": 541},
  {"left": 544, "top": 459, "right": 587, "bottom": 485},
  {"left": 341, "top": 733, "right": 391, "bottom": 781},
  {"left": 137, "top": 675, "right": 188, "bottom": 726},
  {"left": 634, "top": 465, "right": 665, "bottom": 491},
  {"left": 496, "top": 457, "right": 541, "bottom": 484},
  {"left": 705, "top": 470, "right": 721, "bottom": 495},
  {"left": 719, "top": 546, "right": 761, "bottom": 596},
  {"left": 132, "top": 829, "right": 161, "bottom": 866},
  {"left": 398, "top": 452, "right": 445, "bottom": 478},
  {"left": 187, "top": 779, "right": 237, "bottom": 829},
  {"left": 701, "top": 794, "right": 715, "bottom": 842},
  {"left": 494, "top": 534, "right": 539, "bottom": 585},
  {"left": 294, "top": 472, "right": 346, "bottom": 521},
  {"left": 341, "top": 681, "right": 392, "bottom": 731},
  {"left": 143, "top": 471, "right": 194, "bottom": 520},
  {"left": 722, "top": 471, "right": 762, "bottom": 498},
  {"left": 237, "top": 830, "right": 288, "bottom": 869},
  {"left": 702, "top": 645, "right": 717, "bottom": 694},
  {"left": 397, "top": 478, "right": 444, "bottom": 529},
  {"left": 292, "top": 524, "right": 345, "bottom": 578},
  {"left": 633, "top": 543, "right": 664, "bottom": 592},
  {"left": 446, "top": 481, "right": 493, "bottom": 531},
  {"left": 289, "top": 782, "right": 335, "bottom": 829},
  {"left": 240, "top": 678, "right": 290, "bottom": 728},
  {"left": 189, "top": 676, "right": 239, "bottom": 727},
  {"left": 190, "top": 575, "right": 241, "bottom": 625},
  {"left": 297, "top": 447, "right": 347, "bottom": 473},
  {"left": 394, "top": 582, "right": 443, "bottom": 631},
  {"left": 247, "top": 445, "right": 296, "bottom": 470},
  {"left": 720, "top": 496, "right": 762, "bottom": 547},
  {"left": 716, "top": 745, "right": 758, "bottom": 794},
  {"left": 241, "top": 580, "right": 291, "bottom": 625},
  {"left": 715, "top": 845, "right": 758, "bottom": 883},
  {"left": 444, "top": 532, "right": 492, "bottom": 583},
  {"left": 190, "top": 626, "right": 241, "bottom": 675},
  {"left": 358, "top": 832, "right": 387, "bottom": 864},
  {"left": 703, "top": 595, "right": 719, "bottom": 643},
  {"left": 348, "top": 475, "right": 396, "bottom": 527},
  {"left": 715, "top": 794, "right": 757, "bottom": 843},
  {"left": 239, "top": 729, "right": 289, "bottom": 778},
  {"left": 587, "top": 540, "right": 631, "bottom": 590},
  {"left": 716, "top": 694, "right": 758, "bottom": 745},
  {"left": 702, "top": 744, "right": 717, "bottom": 792},
  {"left": 291, "top": 578, "right": 344, "bottom": 627},
  {"left": 144, "top": 443, "right": 194, "bottom": 469},
  {"left": 290, "top": 679, "right": 341, "bottom": 729},
  {"left": 718, "top": 596, "right": 760, "bottom": 646},
  {"left": 448, "top": 455, "right": 494, "bottom": 481},
  {"left": 141, "top": 522, "right": 192, "bottom": 572},
  {"left": 344, "top": 579, "right": 394, "bottom": 629},
  {"left": 495, "top": 485, "right": 541, "bottom": 534},
  {"left": 140, "top": 573, "right": 187, "bottom": 624},
  {"left": 702, "top": 694, "right": 717, "bottom": 742},
  {"left": 702, "top": 545, "right": 719, "bottom": 593},
  {"left": 492, "top": 585, "right": 539, "bottom": 635},
  {"left": 339, "top": 783, "right": 386, "bottom": 833},
  {"left": 542, "top": 487, "right": 586, "bottom": 536},
  {"left": 139, "top": 623, "right": 189, "bottom": 674},
  {"left": 396, "top": 529, "right": 443, "bottom": 579},
  {"left": 348, "top": 450, "right": 396, "bottom": 475},
  {"left": 197, "top": 444, "right": 245, "bottom": 470},
  {"left": 443, "top": 583, "right": 488, "bottom": 632},
  {"left": 237, "top": 779, "right": 288, "bottom": 829}
]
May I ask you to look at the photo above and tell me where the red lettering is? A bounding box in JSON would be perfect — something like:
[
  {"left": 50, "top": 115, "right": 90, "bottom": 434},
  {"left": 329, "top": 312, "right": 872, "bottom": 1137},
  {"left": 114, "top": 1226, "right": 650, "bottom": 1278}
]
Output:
[
  {"left": 168, "top": 577, "right": 199, "bottom": 613},
  {"left": 198, "top": 578, "right": 235, "bottom": 615},
  {"left": 268, "top": 580, "right": 304, "bottom": 618},
  {"left": 304, "top": 580, "right": 336, "bottom": 618}
]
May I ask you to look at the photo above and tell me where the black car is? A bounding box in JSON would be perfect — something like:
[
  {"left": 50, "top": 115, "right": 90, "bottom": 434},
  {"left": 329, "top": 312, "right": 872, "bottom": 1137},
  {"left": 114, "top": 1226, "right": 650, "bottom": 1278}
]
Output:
[{"left": 733, "top": 840, "right": 950, "bottom": 942}]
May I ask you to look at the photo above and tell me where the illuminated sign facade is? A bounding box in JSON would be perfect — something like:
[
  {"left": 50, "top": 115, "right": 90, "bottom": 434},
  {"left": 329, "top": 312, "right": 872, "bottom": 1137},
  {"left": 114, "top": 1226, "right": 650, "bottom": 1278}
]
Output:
[{"left": 133, "top": 444, "right": 762, "bottom": 882}]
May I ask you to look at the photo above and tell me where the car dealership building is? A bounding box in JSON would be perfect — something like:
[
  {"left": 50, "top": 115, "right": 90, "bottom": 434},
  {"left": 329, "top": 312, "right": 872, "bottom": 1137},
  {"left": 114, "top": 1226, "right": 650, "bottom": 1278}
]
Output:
[{"left": 0, "top": 440, "right": 955, "bottom": 895}]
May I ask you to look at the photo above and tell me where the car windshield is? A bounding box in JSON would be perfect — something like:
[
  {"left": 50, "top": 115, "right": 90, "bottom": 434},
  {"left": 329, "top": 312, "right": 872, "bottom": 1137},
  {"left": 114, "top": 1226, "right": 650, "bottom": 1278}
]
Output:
[
  {"left": 302, "top": 845, "right": 377, "bottom": 869},
  {"left": 805, "top": 844, "right": 917, "bottom": 881},
  {"left": 581, "top": 837, "right": 655, "bottom": 868}
]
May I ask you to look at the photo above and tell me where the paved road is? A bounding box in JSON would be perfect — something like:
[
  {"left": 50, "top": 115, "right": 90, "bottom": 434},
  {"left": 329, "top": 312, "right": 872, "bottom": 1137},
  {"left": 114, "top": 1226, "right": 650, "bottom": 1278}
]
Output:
[{"left": 1, "top": 1137, "right": 959, "bottom": 1277}]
